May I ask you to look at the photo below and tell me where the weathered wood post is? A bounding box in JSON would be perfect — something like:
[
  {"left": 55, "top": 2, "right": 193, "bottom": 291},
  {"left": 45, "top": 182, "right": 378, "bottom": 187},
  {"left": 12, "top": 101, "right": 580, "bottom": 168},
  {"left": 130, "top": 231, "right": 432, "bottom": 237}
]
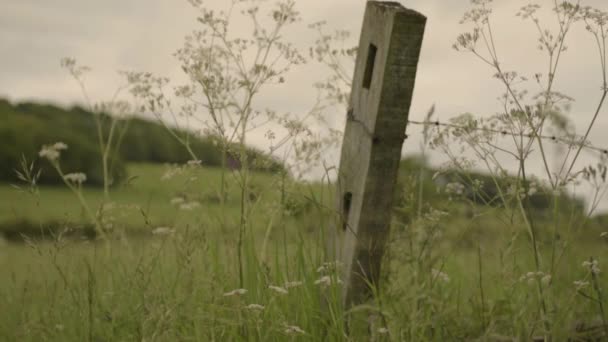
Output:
[{"left": 328, "top": 1, "right": 426, "bottom": 309}]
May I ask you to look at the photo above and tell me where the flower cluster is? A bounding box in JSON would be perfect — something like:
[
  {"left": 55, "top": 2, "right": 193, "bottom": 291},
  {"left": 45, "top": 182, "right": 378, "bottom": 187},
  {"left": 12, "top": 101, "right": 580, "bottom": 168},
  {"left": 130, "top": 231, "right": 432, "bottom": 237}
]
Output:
[
  {"left": 582, "top": 259, "right": 600, "bottom": 275},
  {"left": 283, "top": 324, "right": 305, "bottom": 335},
  {"left": 574, "top": 280, "right": 589, "bottom": 291},
  {"left": 268, "top": 285, "right": 289, "bottom": 295},
  {"left": 431, "top": 269, "right": 450, "bottom": 283},
  {"left": 223, "top": 288, "right": 247, "bottom": 297},
  {"left": 519, "top": 271, "right": 551, "bottom": 286},
  {"left": 152, "top": 227, "right": 175, "bottom": 236},
  {"left": 39, "top": 142, "right": 68, "bottom": 162},
  {"left": 314, "top": 275, "right": 342, "bottom": 287},
  {"left": 64, "top": 173, "right": 87, "bottom": 185}
]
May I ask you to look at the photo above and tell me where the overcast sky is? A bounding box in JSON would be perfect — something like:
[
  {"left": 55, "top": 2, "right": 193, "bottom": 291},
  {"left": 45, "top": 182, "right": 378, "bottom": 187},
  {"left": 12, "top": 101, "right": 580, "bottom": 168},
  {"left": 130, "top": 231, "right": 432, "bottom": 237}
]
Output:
[{"left": 3, "top": 0, "right": 608, "bottom": 211}]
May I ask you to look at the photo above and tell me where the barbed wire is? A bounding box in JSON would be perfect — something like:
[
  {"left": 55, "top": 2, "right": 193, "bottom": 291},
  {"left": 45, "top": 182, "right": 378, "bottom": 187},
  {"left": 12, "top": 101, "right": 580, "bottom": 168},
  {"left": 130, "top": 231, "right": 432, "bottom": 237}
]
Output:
[{"left": 406, "top": 119, "right": 608, "bottom": 156}]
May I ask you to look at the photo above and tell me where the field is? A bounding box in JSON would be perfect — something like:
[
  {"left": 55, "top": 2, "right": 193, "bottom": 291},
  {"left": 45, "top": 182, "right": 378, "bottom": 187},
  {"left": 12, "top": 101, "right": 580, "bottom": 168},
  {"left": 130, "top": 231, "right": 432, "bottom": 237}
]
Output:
[{"left": 1, "top": 162, "right": 607, "bottom": 341}]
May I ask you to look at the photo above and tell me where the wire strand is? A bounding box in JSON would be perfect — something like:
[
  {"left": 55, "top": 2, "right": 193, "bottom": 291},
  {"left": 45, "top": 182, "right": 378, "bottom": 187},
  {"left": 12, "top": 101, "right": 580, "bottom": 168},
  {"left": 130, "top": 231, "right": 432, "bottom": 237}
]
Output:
[{"left": 406, "top": 119, "right": 608, "bottom": 156}]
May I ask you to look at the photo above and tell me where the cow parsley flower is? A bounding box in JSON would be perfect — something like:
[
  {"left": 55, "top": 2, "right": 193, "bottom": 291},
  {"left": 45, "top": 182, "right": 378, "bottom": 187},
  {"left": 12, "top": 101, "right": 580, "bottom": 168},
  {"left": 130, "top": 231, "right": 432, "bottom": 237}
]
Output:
[
  {"left": 64, "top": 172, "right": 87, "bottom": 184},
  {"left": 582, "top": 259, "right": 600, "bottom": 275},
  {"left": 314, "top": 275, "right": 343, "bottom": 287},
  {"left": 152, "top": 227, "right": 175, "bottom": 236},
  {"left": 377, "top": 327, "right": 389, "bottom": 335},
  {"left": 38, "top": 144, "right": 61, "bottom": 161},
  {"left": 245, "top": 304, "right": 265, "bottom": 311},
  {"left": 268, "top": 285, "right": 288, "bottom": 295},
  {"left": 574, "top": 280, "right": 589, "bottom": 290},
  {"left": 170, "top": 197, "right": 185, "bottom": 205},
  {"left": 223, "top": 288, "right": 247, "bottom": 297},
  {"left": 316, "top": 261, "right": 342, "bottom": 274},
  {"left": 431, "top": 269, "right": 450, "bottom": 283},
  {"left": 284, "top": 324, "right": 305, "bottom": 335},
  {"left": 179, "top": 201, "right": 201, "bottom": 210},
  {"left": 285, "top": 281, "right": 303, "bottom": 288},
  {"left": 53, "top": 142, "right": 68, "bottom": 150}
]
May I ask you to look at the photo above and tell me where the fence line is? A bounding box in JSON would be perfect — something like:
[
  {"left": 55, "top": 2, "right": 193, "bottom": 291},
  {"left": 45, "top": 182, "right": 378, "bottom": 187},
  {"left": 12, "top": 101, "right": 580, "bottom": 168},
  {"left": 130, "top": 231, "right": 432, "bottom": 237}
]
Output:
[{"left": 406, "top": 119, "right": 608, "bottom": 156}]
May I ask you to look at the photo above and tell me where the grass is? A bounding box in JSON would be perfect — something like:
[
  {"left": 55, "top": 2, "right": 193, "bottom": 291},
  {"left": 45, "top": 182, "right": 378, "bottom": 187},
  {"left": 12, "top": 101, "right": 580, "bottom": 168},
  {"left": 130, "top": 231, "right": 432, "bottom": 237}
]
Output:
[
  {"left": 0, "top": 162, "right": 606, "bottom": 340},
  {"left": 1, "top": 163, "right": 278, "bottom": 228}
]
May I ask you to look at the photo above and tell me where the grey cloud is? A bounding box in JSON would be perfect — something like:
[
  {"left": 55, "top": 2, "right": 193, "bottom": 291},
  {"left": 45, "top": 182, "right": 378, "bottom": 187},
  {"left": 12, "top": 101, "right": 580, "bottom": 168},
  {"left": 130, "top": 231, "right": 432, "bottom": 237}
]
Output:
[{"left": 2, "top": 0, "right": 608, "bottom": 209}]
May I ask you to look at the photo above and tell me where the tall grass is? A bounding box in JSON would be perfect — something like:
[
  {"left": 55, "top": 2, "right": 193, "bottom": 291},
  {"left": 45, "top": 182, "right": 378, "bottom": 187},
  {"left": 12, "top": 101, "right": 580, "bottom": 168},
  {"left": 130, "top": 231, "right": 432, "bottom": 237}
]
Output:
[{"left": 2, "top": 0, "right": 608, "bottom": 341}]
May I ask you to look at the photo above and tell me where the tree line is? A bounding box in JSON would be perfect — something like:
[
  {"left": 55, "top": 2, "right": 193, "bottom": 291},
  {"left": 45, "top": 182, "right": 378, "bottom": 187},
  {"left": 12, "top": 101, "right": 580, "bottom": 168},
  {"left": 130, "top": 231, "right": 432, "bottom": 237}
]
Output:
[{"left": 0, "top": 99, "right": 284, "bottom": 186}]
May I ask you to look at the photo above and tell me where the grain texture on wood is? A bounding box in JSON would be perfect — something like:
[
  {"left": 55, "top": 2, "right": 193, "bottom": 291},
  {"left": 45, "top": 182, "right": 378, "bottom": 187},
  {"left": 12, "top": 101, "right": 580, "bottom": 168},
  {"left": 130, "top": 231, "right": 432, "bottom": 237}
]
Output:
[{"left": 328, "top": 1, "right": 426, "bottom": 308}]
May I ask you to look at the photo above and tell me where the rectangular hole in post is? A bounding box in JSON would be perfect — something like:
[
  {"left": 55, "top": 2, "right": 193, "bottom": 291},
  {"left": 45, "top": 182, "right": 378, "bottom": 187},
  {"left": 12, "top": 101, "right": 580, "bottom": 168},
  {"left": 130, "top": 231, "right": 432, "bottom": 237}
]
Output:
[
  {"left": 342, "top": 192, "right": 353, "bottom": 231},
  {"left": 362, "top": 44, "right": 377, "bottom": 89}
]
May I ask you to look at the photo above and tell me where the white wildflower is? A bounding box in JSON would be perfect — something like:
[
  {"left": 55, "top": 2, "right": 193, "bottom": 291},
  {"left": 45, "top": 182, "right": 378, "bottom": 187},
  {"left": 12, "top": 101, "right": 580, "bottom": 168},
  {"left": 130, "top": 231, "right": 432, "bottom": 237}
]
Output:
[
  {"left": 445, "top": 182, "right": 465, "bottom": 195},
  {"left": 541, "top": 274, "right": 552, "bottom": 286},
  {"left": 600, "top": 231, "right": 608, "bottom": 238},
  {"left": 574, "top": 280, "right": 589, "bottom": 290},
  {"left": 170, "top": 197, "right": 185, "bottom": 205},
  {"left": 223, "top": 288, "right": 247, "bottom": 297},
  {"left": 245, "top": 303, "right": 264, "bottom": 311},
  {"left": 179, "top": 201, "right": 201, "bottom": 210},
  {"left": 582, "top": 259, "right": 600, "bottom": 275},
  {"left": 285, "top": 281, "right": 303, "bottom": 288},
  {"left": 519, "top": 271, "right": 549, "bottom": 285},
  {"left": 316, "top": 261, "right": 343, "bottom": 274},
  {"left": 39, "top": 142, "right": 69, "bottom": 162},
  {"left": 152, "top": 227, "right": 175, "bottom": 236},
  {"left": 284, "top": 324, "right": 305, "bottom": 335},
  {"left": 64, "top": 172, "right": 87, "bottom": 184},
  {"left": 38, "top": 145, "right": 60, "bottom": 161},
  {"left": 53, "top": 142, "right": 68, "bottom": 150},
  {"left": 187, "top": 159, "right": 202, "bottom": 166},
  {"left": 268, "top": 285, "right": 288, "bottom": 295},
  {"left": 314, "top": 275, "right": 342, "bottom": 287},
  {"left": 161, "top": 167, "right": 182, "bottom": 181},
  {"left": 431, "top": 269, "right": 450, "bottom": 283},
  {"left": 377, "top": 327, "right": 389, "bottom": 335},
  {"left": 315, "top": 276, "right": 331, "bottom": 286}
]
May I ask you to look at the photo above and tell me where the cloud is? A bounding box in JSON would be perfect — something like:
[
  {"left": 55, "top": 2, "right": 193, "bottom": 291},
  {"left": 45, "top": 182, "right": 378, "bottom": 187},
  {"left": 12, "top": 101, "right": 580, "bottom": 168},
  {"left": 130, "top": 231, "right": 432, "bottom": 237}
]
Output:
[{"left": 2, "top": 0, "right": 608, "bottom": 209}]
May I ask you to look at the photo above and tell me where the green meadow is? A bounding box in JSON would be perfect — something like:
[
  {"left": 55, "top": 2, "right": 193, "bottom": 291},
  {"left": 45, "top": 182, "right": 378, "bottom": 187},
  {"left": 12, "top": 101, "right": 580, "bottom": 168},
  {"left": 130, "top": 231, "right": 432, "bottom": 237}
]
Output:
[{"left": 1, "top": 160, "right": 607, "bottom": 341}]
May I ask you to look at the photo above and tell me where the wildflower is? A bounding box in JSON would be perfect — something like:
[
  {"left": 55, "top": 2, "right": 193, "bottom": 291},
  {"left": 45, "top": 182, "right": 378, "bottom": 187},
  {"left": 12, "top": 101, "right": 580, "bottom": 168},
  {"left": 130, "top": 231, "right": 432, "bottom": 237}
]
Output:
[
  {"left": 285, "top": 281, "right": 303, "bottom": 288},
  {"left": 64, "top": 172, "right": 87, "bottom": 184},
  {"left": 316, "top": 261, "right": 342, "bottom": 274},
  {"left": 582, "top": 259, "right": 600, "bottom": 275},
  {"left": 152, "top": 227, "right": 175, "bottom": 236},
  {"left": 377, "top": 327, "right": 389, "bottom": 335},
  {"left": 574, "top": 280, "right": 589, "bottom": 290},
  {"left": 284, "top": 324, "right": 305, "bottom": 335},
  {"left": 187, "top": 159, "right": 202, "bottom": 166},
  {"left": 268, "top": 285, "right": 288, "bottom": 295},
  {"left": 519, "top": 271, "right": 549, "bottom": 285},
  {"left": 541, "top": 274, "right": 552, "bottom": 286},
  {"left": 314, "top": 275, "right": 342, "bottom": 287},
  {"left": 527, "top": 183, "right": 538, "bottom": 196},
  {"left": 53, "top": 142, "right": 68, "bottom": 150},
  {"left": 445, "top": 182, "right": 465, "bottom": 195},
  {"left": 179, "top": 201, "right": 201, "bottom": 210},
  {"left": 245, "top": 303, "right": 264, "bottom": 311},
  {"left": 432, "top": 269, "right": 450, "bottom": 283},
  {"left": 601, "top": 232, "right": 608, "bottom": 238},
  {"left": 223, "top": 288, "right": 247, "bottom": 297},
  {"left": 161, "top": 167, "right": 182, "bottom": 180},
  {"left": 170, "top": 197, "right": 185, "bottom": 205},
  {"left": 38, "top": 144, "right": 61, "bottom": 161}
]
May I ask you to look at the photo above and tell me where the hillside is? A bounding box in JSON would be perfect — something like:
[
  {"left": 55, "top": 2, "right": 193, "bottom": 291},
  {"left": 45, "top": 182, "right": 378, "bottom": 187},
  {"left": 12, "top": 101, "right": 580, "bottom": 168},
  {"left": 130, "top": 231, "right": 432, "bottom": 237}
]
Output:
[{"left": 0, "top": 99, "right": 283, "bottom": 186}]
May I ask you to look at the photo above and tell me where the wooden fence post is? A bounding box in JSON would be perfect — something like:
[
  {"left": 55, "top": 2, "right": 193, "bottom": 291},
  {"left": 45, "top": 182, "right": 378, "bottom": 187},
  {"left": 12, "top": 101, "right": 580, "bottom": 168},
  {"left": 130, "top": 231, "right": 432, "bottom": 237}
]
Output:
[{"left": 328, "top": 1, "right": 426, "bottom": 309}]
